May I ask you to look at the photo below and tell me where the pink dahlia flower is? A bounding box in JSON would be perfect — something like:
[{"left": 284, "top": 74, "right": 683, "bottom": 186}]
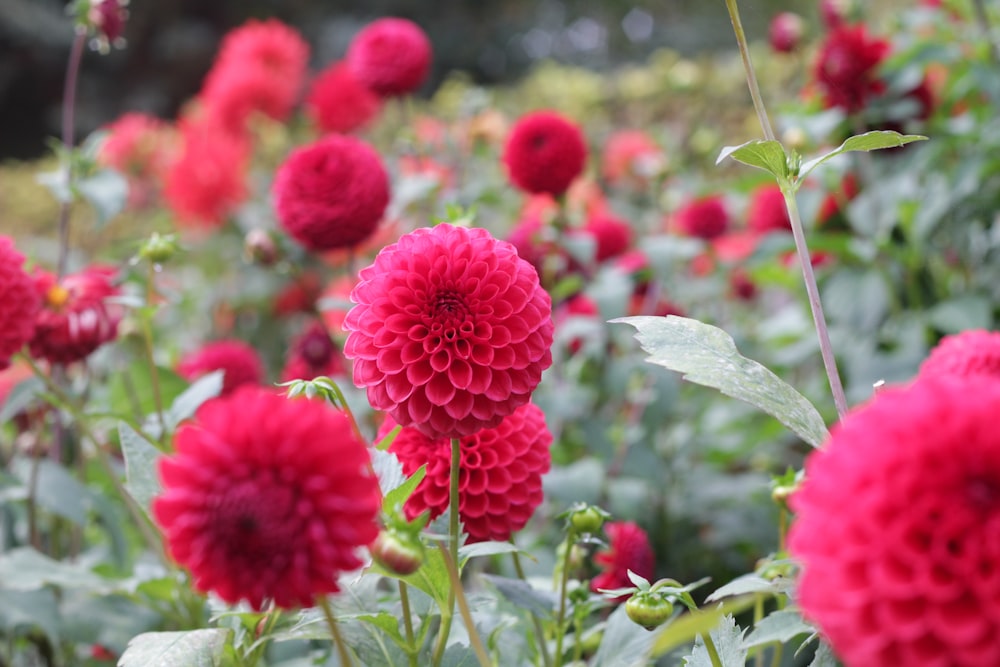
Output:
[
  {"left": 672, "top": 195, "right": 730, "bottom": 240},
  {"left": 99, "top": 112, "right": 177, "bottom": 209},
  {"left": 580, "top": 213, "right": 633, "bottom": 262},
  {"left": 601, "top": 130, "right": 664, "bottom": 189},
  {"left": 0, "top": 237, "right": 41, "bottom": 370},
  {"left": 29, "top": 266, "right": 121, "bottom": 365},
  {"left": 814, "top": 24, "right": 890, "bottom": 113},
  {"left": 344, "top": 224, "right": 554, "bottom": 438},
  {"left": 384, "top": 402, "right": 552, "bottom": 543},
  {"left": 503, "top": 110, "right": 588, "bottom": 196},
  {"left": 918, "top": 330, "right": 1000, "bottom": 381},
  {"left": 273, "top": 135, "right": 390, "bottom": 252},
  {"left": 177, "top": 340, "right": 264, "bottom": 396},
  {"left": 747, "top": 183, "right": 790, "bottom": 234},
  {"left": 153, "top": 387, "right": 380, "bottom": 610},
  {"left": 790, "top": 378, "right": 1000, "bottom": 666},
  {"left": 305, "top": 61, "right": 382, "bottom": 134},
  {"left": 591, "top": 521, "right": 655, "bottom": 599},
  {"left": 346, "top": 18, "right": 432, "bottom": 97},
  {"left": 769, "top": 12, "right": 805, "bottom": 53},
  {"left": 281, "top": 321, "right": 345, "bottom": 382}
]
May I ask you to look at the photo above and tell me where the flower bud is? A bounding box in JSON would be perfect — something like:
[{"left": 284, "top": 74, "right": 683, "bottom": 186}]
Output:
[
  {"left": 769, "top": 12, "right": 805, "bottom": 53},
  {"left": 624, "top": 592, "right": 674, "bottom": 630},
  {"left": 370, "top": 530, "right": 424, "bottom": 576}
]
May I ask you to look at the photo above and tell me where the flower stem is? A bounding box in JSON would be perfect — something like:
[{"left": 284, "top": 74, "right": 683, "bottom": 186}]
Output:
[
  {"left": 319, "top": 596, "right": 354, "bottom": 667},
  {"left": 552, "top": 532, "right": 576, "bottom": 667},
  {"left": 398, "top": 581, "right": 419, "bottom": 667},
  {"left": 432, "top": 436, "right": 463, "bottom": 665},
  {"left": 143, "top": 263, "right": 167, "bottom": 442},
  {"left": 57, "top": 29, "right": 87, "bottom": 279},
  {"left": 704, "top": 633, "right": 724, "bottom": 667},
  {"left": 511, "top": 551, "right": 553, "bottom": 667},
  {"left": 438, "top": 542, "right": 492, "bottom": 667},
  {"left": 724, "top": 0, "right": 775, "bottom": 142}
]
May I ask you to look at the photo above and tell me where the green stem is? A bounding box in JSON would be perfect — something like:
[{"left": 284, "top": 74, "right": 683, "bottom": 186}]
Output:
[
  {"left": 703, "top": 633, "right": 724, "bottom": 667},
  {"left": 724, "top": 0, "right": 775, "bottom": 141},
  {"left": 57, "top": 29, "right": 86, "bottom": 279},
  {"left": 438, "top": 542, "right": 492, "bottom": 667},
  {"left": 319, "top": 597, "right": 354, "bottom": 667},
  {"left": 753, "top": 596, "right": 764, "bottom": 667},
  {"left": 142, "top": 263, "right": 167, "bottom": 441},
  {"left": 245, "top": 606, "right": 282, "bottom": 667},
  {"left": 399, "top": 581, "right": 419, "bottom": 667},
  {"left": 770, "top": 642, "right": 784, "bottom": 667},
  {"left": 432, "top": 437, "right": 463, "bottom": 665},
  {"left": 511, "top": 551, "right": 553, "bottom": 667},
  {"left": 552, "top": 533, "right": 576, "bottom": 667}
]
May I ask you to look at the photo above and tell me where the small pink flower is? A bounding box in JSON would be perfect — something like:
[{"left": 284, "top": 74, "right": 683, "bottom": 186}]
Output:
[
  {"left": 503, "top": 111, "right": 588, "bottom": 196},
  {"left": 0, "top": 237, "right": 40, "bottom": 370},
  {"left": 347, "top": 18, "right": 432, "bottom": 97},
  {"left": 29, "top": 266, "right": 121, "bottom": 365},
  {"left": 304, "top": 61, "right": 382, "bottom": 134},
  {"left": 672, "top": 195, "right": 730, "bottom": 240},
  {"left": 769, "top": 12, "right": 805, "bottom": 53}
]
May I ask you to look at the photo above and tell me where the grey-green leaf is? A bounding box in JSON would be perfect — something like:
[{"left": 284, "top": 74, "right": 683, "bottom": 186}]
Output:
[
  {"left": 0, "top": 547, "right": 113, "bottom": 592},
  {"left": 119, "top": 422, "right": 163, "bottom": 520},
  {"left": 612, "top": 316, "right": 829, "bottom": 447},
  {"left": 117, "top": 629, "right": 231, "bottom": 667},
  {"left": 706, "top": 574, "right": 782, "bottom": 603},
  {"left": 799, "top": 131, "right": 927, "bottom": 180},
  {"left": 591, "top": 604, "right": 657, "bottom": 667},
  {"left": 743, "top": 609, "right": 814, "bottom": 649},
  {"left": 480, "top": 574, "right": 557, "bottom": 616},
  {"left": 682, "top": 614, "right": 748, "bottom": 667},
  {"left": 716, "top": 140, "right": 789, "bottom": 181}
]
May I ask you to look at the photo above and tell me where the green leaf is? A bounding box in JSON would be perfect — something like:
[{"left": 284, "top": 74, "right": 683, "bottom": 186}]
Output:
[
  {"left": 798, "top": 131, "right": 928, "bottom": 181},
  {"left": 706, "top": 574, "right": 783, "bottom": 603},
  {"left": 107, "top": 361, "right": 188, "bottom": 423},
  {"left": 0, "top": 588, "right": 60, "bottom": 644},
  {"left": 368, "top": 540, "right": 451, "bottom": 606},
  {"left": 382, "top": 463, "right": 425, "bottom": 515},
  {"left": 591, "top": 603, "right": 657, "bottom": 667},
  {"left": 743, "top": 609, "right": 814, "bottom": 648},
  {"left": 682, "top": 614, "right": 747, "bottom": 667},
  {"left": 928, "top": 296, "right": 993, "bottom": 334},
  {"left": 480, "top": 574, "right": 557, "bottom": 616},
  {"left": 0, "top": 547, "right": 114, "bottom": 592},
  {"left": 651, "top": 597, "right": 756, "bottom": 657},
  {"left": 458, "top": 540, "right": 523, "bottom": 562},
  {"left": 716, "top": 140, "right": 789, "bottom": 181},
  {"left": 77, "top": 168, "right": 128, "bottom": 227},
  {"left": 119, "top": 422, "right": 163, "bottom": 520},
  {"left": 808, "top": 640, "right": 839, "bottom": 666},
  {"left": 613, "top": 316, "right": 829, "bottom": 447},
  {"left": 166, "top": 371, "right": 223, "bottom": 429},
  {"left": 0, "top": 377, "right": 44, "bottom": 423},
  {"left": 355, "top": 612, "right": 407, "bottom": 648},
  {"left": 10, "top": 459, "right": 91, "bottom": 526},
  {"left": 118, "top": 629, "right": 232, "bottom": 667}
]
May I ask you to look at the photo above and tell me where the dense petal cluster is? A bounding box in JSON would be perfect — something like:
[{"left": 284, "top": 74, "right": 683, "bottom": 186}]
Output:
[
  {"left": 591, "top": 521, "right": 655, "bottom": 597},
  {"left": 814, "top": 24, "right": 890, "bottom": 113},
  {"left": 177, "top": 340, "right": 264, "bottom": 396},
  {"left": 153, "top": 387, "right": 380, "bottom": 610},
  {"left": 918, "top": 330, "right": 1000, "bottom": 381},
  {"left": 0, "top": 237, "right": 41, "bottom": 370},
  {"left": 344, "top": 224, "right": 554, "bottom": 438},
  {"left": 747, "top": 184, "right": 790, "bottom": 234},
  {"left": 305, "top": 61, "right": 382, "bottom": 134},
  {"left": 385, "top": 402, "right": 552, "bottom": 543},
  {"left": 273, "top": 135, "right": 390, "bottom": 251},
  {"left": 281, "top": 321, "right": 345, "bottom": 382},
  {"left": 673, "top": 195, "right": 730, "bottom": 240},
  {"left": 503, "top": 111, "right": 588, "bottom": 196},
  {"left": 789, "top": 378, "right": 1000, "bottom": 666},
  {"left": 346, "top": 18, "right": 432, "bottom": 96},
  {"left": 29, "top": 266, "right": 121, "bottom": 365}
]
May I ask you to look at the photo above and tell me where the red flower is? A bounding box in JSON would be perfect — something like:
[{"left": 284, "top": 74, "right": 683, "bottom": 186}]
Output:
[
  {"left": 89, "top": 0, "right": 128, "bottom": 46},
  {"left": 503, "top": 110, "right": 588, "bottom": 196},
  {"left": 305, "top": 61, "right": 382, "bottom": 134},
  {"left": 153, "top": 387, "right": 380, "bottom": 610},
  {"left": 346, "top": 18, "right": 432, "bottom": 97},
  {"left": 281, "top": 321, "right": 345, "bottom": 382},
  {"left": 769, "top": 12, "right": 805, "bottom": 53},
  {"left": 164, "top": 119, "right": 249, "bottom": 229},
  {"left": 0, "top": 237, "right": 41, "bottom": 370},
  {"left": 384, "top": 402, "right": 552, "bottom": 543},
  {"left": 747, "top": 184, "right": 790, "bottom": 234},
  {"left": 816, "top": 173, "right": 860, "bottom": 226},
  {"left": 813, "top": 25, "right": 890, "bottom": 113},
  {"left": 29, "top": 266, "right": 120, "bottom": 365},
  {"left": 177, "top": 340, "right": 264, "bottom": 396},
  {"left": 601, "top": 130, "right": 664, "bottom": 189},
  {"left": 273, "top": 272, "right": 323, "bottom": 317},
  {"left": 672, "top": 195, "right": 730, "bottom": 240},
  {"left": 579, "top": 213, "right": 633, "bottom": 262},
  {"left": 214, "top": 19, "right": 309, "bottom": 81},
  {"left": 918, "top": 330, "right": 1000, "bottom": 381},
  {"left": 591, "top": 521, "right": 655, "bottom": 598},
  {"left": 790, "top": 378, "right": 1000, "bottom": 666},
  {"left": 273, "top": 135, "right": 390, "bottom": 252},
  {"left": 344, "top": 224, "right": 554, "bottom": 438},
  {"left": 99, "top": 112, "right": 177, "bottom": 208}
]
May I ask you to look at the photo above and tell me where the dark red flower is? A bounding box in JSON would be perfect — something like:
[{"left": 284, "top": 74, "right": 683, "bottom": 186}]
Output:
[
  {"left": 769, "top": 12, "right": 805, "bottom": 53},
  {"left": 281, "top": 321, "right": 345, "bottom": 382},
  {"left": 814, "top": 25, "right": 890, "bottom": 113},
  {"left": 89, "top": 0, "right": 128, "bottom": 47},
  {"left": 29, "top": 266, "right": 120, "bottom": 365},
  {"left": 747, "top": 184, "right": 790, "bottom": 234},
  {"left": 273, "top": 272, "right": 323, "bottom": 317},
  {"left": 579, "top": 213, "right": 633, "bottom": 262},
  {"left": 672, "top": 195, "right": 730, "bottom": 240},
  {"left": 177, "top": 340, "right": 264, "bottom": 396},
  {"left": 273, "top": 135, "right": 390, "bottom": 252},
  {"left": 347, "top": 18, "right": 432, "bottom": 97},
  {"left": 0, "top": 237, "right": 41, "bottom": 370},
  {"left": 305, "top": 60, "right": 383, "bottom": 134},
  {"left": 601, "top": 130, "right": 664, "bottom": 189},
  {"left": 918, "top": 330, "right": 1000, "bottom": 381},
  {"left": 790, "top": 378, "right": 1000, "bottom": 666},
  {"left": 384, "top": 402, "right": 552, "bottom": 543},
  {"left": 817, "top": 173, "right": 860, "bottom": 226},
  {"left": 819, "top": 0, "right": 861, "bottom": 29},
  {"left": 153, "top": 387, "right": 380, "bottom": 610},
  {"left": 503, "top": 110, "right": 588, "bottom": 196},
  {"left": 591, "top": 521, "right": 655, "bottom": 599},
  {"left": 344, "top": 224, "right": 554, "bottom": 438}
]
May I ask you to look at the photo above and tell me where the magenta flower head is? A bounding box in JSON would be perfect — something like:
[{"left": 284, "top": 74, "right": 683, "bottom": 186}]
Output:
[
  {"left": 591, "top": 521, "right": 655, "bottom": 600},
  {"left": 0, "top": 237, "right": 41, "bottom": 370},
  {"left": 814, "top": 24, "right": 890, "bottom": 113},
  {"left": 789, "top": 377, "right": 1000, "bottom": 666},
  {"left": 176, "top": 339, "right": 264, "bottom": 396},
  {"left": 273, "top": 135, "right": 390, "bottom": 252},
  {"left": 344, "top": 223, "right": 554, "bottom": 438},
  {"left": 918, "top": 329, "right": 1000, "bottom": 381},
  {"left": 347, "top": 18, "right": 432, "bottom": 97},
  {"left": 503, "top": 110, "right": 588, "bottom": 196},
  {"left": 153, "top": 387, "right": 380, "bottom": 611}
]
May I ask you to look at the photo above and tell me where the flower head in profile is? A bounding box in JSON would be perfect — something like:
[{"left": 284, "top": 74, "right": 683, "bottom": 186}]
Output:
[
  {"left": 177, "top": 340, "right": 264, "bottom": 396},
  {"left": 344, "top": 224, "right": 554, "bottom": 438},
  {"left": 29, "top": 266, "right": 121, "bottom": 365},
  {"left": 0, "top": 237, "right": 41, "bottom": 370},
  {"left": 790, "top": 378, "right": 1000, "bottom": 666},
  {"left": 347, "top": 18, "right": 432, "bottom": 97},
  {"left": 153, "top": 387, "right": 380, "bottom": 610},
  {"left": 672, "top": 195, "right": 730, "bottom": 240},
  {"left": 918, "top": 330, "right": 1000, "bottom": 381},
  {"left": 305, "top": 61, "right": 382, "bottom": 134},
  {"left": 87, "top": 0, "right": 129, "bottom": 52},
  {"left": 273, "top": 135, "right": 390, "bottom": 252},
  {"left": 813, "top": 24, "right": 890, "bottom": 113},
  {"left": 503, "top": 110, "right": 588, "bottom": 196},
  {"left": 591, "top": 521, "right": 655, "bottom": 599},
  {"left": 281, "top": 321, "right": 345, "bottom": 382},
  {"left": 384, "top": 402, "right": 552, "bottom": 543},
  {"left": 747, "top": 183, "right": 790, "bottom": 234}
]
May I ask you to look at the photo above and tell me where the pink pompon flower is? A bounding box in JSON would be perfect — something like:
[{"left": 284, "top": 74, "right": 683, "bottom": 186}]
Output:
[
  {"left": 918, "top": 330, "right": 1000, "bottom": 381},
  {"left": 790, "top": 378, "right": 1000, "bottom": 666},
  {"left": 29, "top": 266, "right": 121, "bottom": 365},
  {"left": 601, "top": 130, "right": 664, "bottom": 189},
  {"left": 591, "top": 521, "right": 655, "bottom": 599},
  {"left": 153, "top": 387, "right": 380, "bottom": 610},
  {"left": 177, "top": 340, "right": 264, "bottom": 396},
  {"left": 814, "top": 24, "right": 890, "bottom": 113},
  {"left": 503, "top": 110, "right": 588, "bottom": 196},
  {"left": 273, "top": 135, "right": 390, "bottom": 252},
  {"left": 579, "top": 213, "right": 633, "bottom": 262},
  {"left": 769, "top": 12, "right": 805, "bottom": 53},
  {"left": 672, "top": 195, "right": 730, "bottom": 240},
  {"left": 280, "top": 321, "right": 345, "bottom": 382},
  {"left": 305, "top": 61, "right": 382, "bottom": 134},
  {"left": 0, "top": 237, "right": 41, "bottom": 370},
  {"left": 747, "top": 183, "right": 790, "bottom": 234},
  {"left": 344, "top": 224, "right": 554, "bottom": 438},
  {"left": 346, "top": 18, "right": 432, "bottom": 97},
  {"left": 383, "top": 402, "right": 552, "bottom": 543}
]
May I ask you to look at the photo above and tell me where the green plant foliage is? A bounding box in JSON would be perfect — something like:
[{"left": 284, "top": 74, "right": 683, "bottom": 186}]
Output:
[
  {"left": 118, "top": 629, "right": 233, "bottom": 667},
  {"left": 119, "top": 422, "right": 162, "bottom": 519}
]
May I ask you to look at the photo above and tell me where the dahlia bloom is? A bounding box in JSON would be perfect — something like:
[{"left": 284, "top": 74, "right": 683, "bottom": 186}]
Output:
[
  {"left": 89, "top": 0, "right": 128, "bottom": 49},
  {"left": 346, "top": 18, "right": 432, "bottom": 97},
  {"left": 273, "top": 135, "right": 390, "bottom": 252},
  {"left": 344, "top": 224, "right": 554, "bottom": 438},
  {"left": 816, "top": 173, "right": 860, "bottom": 226},
  {"left": 591, "top": 521, "right": 655, "bottom": 598},
  {"left": 672, "top": 195, "right": 730, "bottom": 240},
  {"left": 99, "top": 112, "right": 177, "bottom": 209},
  {"left": 153, "top": 387, "right": 380, "bottom": 610},
  {"left": 384, "top": 402, "right": 552, "bottom": 543},
  {"left": 813, "top": 25, "right": 890, "bottom": 113},
  {"left": 769, "top": 12, "right": 805, "bottom": 53},
  {"left": 281, "top": 321, "right": 345, "bottom": 382},
  {"left": 918, "top": 330, "right": 1000, "bottom": 381},
  {"left": 790, "top": 378, "right": 1000, "bottom": 666},
  {"left": 503, "top": 110, "right": 588, "bottom": 196},
  {"left": 305, "top": 61, "right": 382, "bottom": 134},
  {"left": 579, "top": 213, "right": 633, "bottom": 263},
  {"left": 29, "top": 266, "right": 121, "bottom": 365},
  {"left": 0, "top": 237, "right": 41, "bottom": 370},
  {"left": 747, "top": 184, "right": 790, "bottom": 234},
  {"left": 601, "top": 130, "right": 664, "bottom": 189},
  {"left": 176, "top": 340, "right": 264, "bottom": 396}
]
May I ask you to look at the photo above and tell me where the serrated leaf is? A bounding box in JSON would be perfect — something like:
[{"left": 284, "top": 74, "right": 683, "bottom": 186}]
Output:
[
  {"left": 0, "top": 547, "right": 114, "bottom": 592},
  {"left": 119, "top": 422, "right": 162, "bottom": 520},
  {"left": 682, "top": 615, "right": 747, "bottom": 667},
  {"left": 118, "top": 629, "right": 231, "bottom": 667},
  {"left": 382, "top": 462, "right": 426, "bottom": 514},
  {"left": 651, "top": 597, "right": 756, "bottom": 657},
  {"left": 799, "top": 131, "right": 928, "bottom": 180},
  {"left": 591, "top": 603, "right": 657, "bottom": 667},
  {"left": 613, "top": 316, "right": 829, "bottom": 447},
  {"left": 458, "top": 540, "right": 523, "bottom": 562},
  {"left": 706, "top": 574, "right": 781, "bottom": 603},
  {"left": 743, "top": 609, "right": 814, "bottom": 649},
  {"left": 808, "top": 640, "right": 839, "bottom": 666},
  {"left": 480, "top": 574, "right": 557, "bottom": 616},
  {"left": 716, "top": 140, "right": 789, "bottom": 181},
  {"left": 0, "top": 377, "right": 44, "bottom": 423}
]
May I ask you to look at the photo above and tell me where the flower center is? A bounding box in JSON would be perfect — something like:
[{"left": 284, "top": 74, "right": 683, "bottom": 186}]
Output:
[
  {"left": 431, "top": 291, "right": 469, "bottom": 323},
  {"left": 46, "top": 284, "right": 71, "bottom": 309}
]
